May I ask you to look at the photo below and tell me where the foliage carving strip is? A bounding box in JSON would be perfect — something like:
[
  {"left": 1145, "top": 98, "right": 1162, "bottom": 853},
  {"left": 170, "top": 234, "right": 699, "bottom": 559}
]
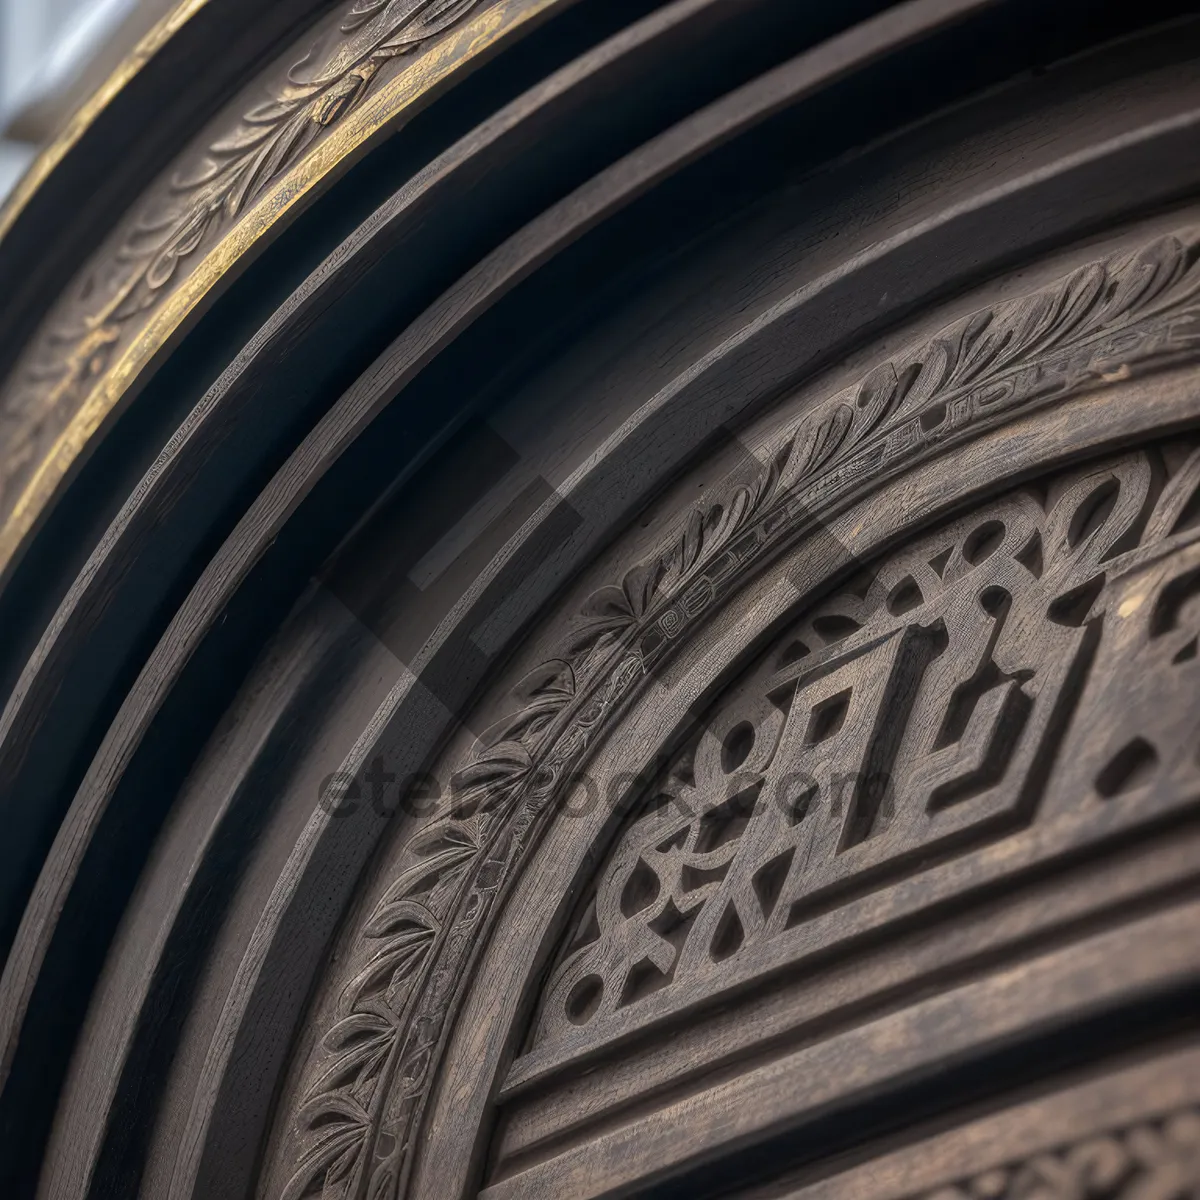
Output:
[
  {"left": 284, "top": 227, "right": 1200, "bottom": 1199},
  {"left": 0, "top": 0, "right": 494, "bottom": 511}
]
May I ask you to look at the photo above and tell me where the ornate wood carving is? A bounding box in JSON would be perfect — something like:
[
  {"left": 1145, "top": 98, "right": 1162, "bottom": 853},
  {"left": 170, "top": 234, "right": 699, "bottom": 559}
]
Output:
[
  {"left": 283, "top": 226, "right": 1200, "bottom": 1199},
  {"left": 6, "top": 6, "right": 1200, "bottom": 1197},
  {"left": 533, "top": 440, "right": 1199, "bottom": 1054},
  {"left": 0, "top": 0, "right": 495, "bottom": 522}
]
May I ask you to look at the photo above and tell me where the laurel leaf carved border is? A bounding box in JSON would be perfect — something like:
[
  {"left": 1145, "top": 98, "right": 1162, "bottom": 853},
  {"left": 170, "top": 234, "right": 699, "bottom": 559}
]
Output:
[
  {"left": 0, "top": 0, "right": 497, "bottom": 521},
  {"left": 279, "top": 227, "right": 1200, "bottom": 1199}
]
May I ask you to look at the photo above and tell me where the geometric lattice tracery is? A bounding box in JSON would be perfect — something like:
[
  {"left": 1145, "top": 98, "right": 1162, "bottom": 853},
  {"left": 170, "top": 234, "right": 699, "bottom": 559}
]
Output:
[{"left": 535, "top": 443, "right": 1200, "bottom": 1047}]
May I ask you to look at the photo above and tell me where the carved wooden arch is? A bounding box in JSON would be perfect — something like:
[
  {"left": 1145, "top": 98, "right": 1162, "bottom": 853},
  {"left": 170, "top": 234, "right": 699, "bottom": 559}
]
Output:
[
  {"left": 1, "top": 3, "right": 1200, "bottom": 1200},
  {"left": 273, "top": 220, "right": 1200, "bottom": 1199}
]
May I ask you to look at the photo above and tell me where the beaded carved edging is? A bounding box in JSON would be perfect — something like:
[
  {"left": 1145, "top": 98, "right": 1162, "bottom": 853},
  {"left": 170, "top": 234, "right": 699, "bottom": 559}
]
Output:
[
  {"left": 283, "top": 228, "right": 1200, "bottom": 1199},
  {"left": 0, "top": 0, "right": 494, "bottom": 516}
]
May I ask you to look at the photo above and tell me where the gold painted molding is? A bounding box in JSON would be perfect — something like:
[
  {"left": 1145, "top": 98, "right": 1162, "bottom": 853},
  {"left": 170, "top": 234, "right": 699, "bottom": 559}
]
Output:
[
  {"left": 0, "top": 0, "right": 215, "bottom": 250},
  {"left": 0, "top": 0, "right": 561, "bottom": 585}
]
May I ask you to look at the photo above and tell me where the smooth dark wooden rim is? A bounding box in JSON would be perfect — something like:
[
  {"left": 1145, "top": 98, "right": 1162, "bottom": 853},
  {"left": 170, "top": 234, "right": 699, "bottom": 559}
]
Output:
[
  {"left": 0, "top": 0, "right": 682, "bottom": 851},
  {"left": 0, "top": 0, "right": 605, "bottom": 595}
]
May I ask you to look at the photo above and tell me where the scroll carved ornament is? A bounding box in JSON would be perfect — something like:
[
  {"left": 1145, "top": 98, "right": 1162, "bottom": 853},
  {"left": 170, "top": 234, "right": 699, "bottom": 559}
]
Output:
[
  {"left": 0, "top": 0, "right": 494, "bottom": 520},
  {"left": 283, "top": 228, "right": 1200, "bottom": 1199}
]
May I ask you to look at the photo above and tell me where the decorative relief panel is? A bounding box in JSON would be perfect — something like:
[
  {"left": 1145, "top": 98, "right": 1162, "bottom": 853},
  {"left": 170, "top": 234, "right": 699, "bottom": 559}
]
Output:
[
  {"left": 282, "top": 228, "right": 1200, "bottom": 1200},
  {"left": 533, "top": 441, "right": 1200, "bottom": 1050}
]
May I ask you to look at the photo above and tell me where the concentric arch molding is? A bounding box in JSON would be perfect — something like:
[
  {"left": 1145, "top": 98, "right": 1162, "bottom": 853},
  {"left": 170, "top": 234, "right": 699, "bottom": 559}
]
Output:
[
  {"left": 280, "top": 226, "right": 1200, "bottom": 1199},
  {"left": 0, "top": 0, "right": 562, "bottom": 584}
]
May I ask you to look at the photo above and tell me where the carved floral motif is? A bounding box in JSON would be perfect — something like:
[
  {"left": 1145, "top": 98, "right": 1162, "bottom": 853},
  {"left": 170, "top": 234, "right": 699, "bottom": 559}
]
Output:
[
  {"left": 284, "top": 228, "right": 1200, "bottom": 1198},
  {"left": 0, "top": 0, "right": 493, "bottom": 516}
]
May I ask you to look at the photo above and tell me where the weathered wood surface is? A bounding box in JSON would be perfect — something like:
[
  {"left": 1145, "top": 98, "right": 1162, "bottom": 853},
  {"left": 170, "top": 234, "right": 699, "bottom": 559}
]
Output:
[{"left": 1, "top": 3, "right": 1198, "bottom": 1199}]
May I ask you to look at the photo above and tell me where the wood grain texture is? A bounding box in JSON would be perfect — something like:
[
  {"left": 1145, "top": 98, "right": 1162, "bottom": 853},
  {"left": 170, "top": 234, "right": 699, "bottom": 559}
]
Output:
[
  {"left": 480, "top": 901, "right": 1200, "bottom": 1198},
  {"left": 3, "top": 4, "right": 1200, "bottom": 1198},
  {"left": 750, "top": 1042, "right": 1200, "bottom": 1199},
  {"left": 425, "top": 364, "right": 1200, "bottom": 1200},
  {"left": 496, "top": 820, "right": 1200, "bottom": 1165}
]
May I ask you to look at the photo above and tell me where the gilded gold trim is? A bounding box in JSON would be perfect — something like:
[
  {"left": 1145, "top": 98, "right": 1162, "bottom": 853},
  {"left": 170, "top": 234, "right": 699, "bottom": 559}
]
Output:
[
  {"left": 0, "top": 0, "right": 215, "bottom": 249},
  {"left": 0, "top": 0, "right": 560, "bottom": 582}
]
